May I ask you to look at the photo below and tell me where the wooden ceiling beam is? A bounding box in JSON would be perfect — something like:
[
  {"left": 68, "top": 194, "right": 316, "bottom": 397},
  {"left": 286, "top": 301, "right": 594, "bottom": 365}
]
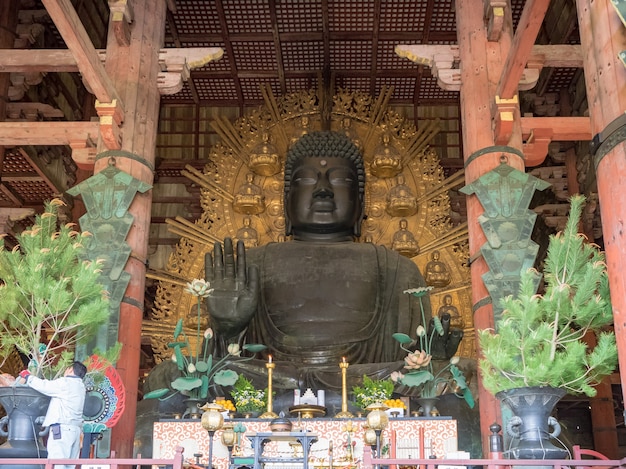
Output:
[
  {"left": 40, "top": 0, "right": 121, "bottom": 106},
  {"left": 0, "top": 47, "right": 222, "bottom": 99},
  {"left": 0, "top": 183, "right": 23, "bottom": 207},
  {"left": 214, "top": 0, "right": 244, "bottom": 110},
  {"left": 396, "top": 44, "right": 582, "bottom": 70},
  {"left": 165, "top": 9, "right": 200, "bottom": 102},
  {"left": 531, "top": 44, "right": 583, "bottom": 68},
  {"left": 269, "top": 0, "right": 286, "bottom": 95},
  {"left": 411, "top": 0, "right": 436, "bottom": 109},
  {"left": 496, "top": 0, "right": 551, "bottom": 99},
  {"left": 192, "top": 69, "right": 424, "bottom": 80},
  {"left": 165, "top": 0, "right": 177, "bottom": 13},
  {"left": 397, "top": 43, "right": 580, "bottom": 95},
  {"left": 0, "top": 49, "right": 80, "bottom": 72},
  {"left": 517, "top": 116, "right": 593, "bottom": 166},
  {"left": 0, "top": 48, "right": 223, "bottom": 73},
  {"left": 520, "top": 116, "right": 592, "bottom": 141},
  {"left": 166, "top": 31, "right": 454, "bottom": 43},
  {"left": 321, "top": 0, "right": 331, "bottom": 78},
  {"left": 2, "top": 173, "right": 41, "bottom": 181},
  {"left": 16, "top": 148, "right": 60, "bottom": 194},
  {"left": 0, "top": 121, "right": 99, "bottom": 146},
  {"left": 369, "top": 0, "right": 382, "bottom": 97}
]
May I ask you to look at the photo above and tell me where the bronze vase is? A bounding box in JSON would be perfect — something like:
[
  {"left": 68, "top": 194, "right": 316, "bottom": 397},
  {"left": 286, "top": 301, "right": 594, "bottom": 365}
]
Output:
[
  {"left": 416, "top": 397, "right": 440, "bottom": 417},
  {"left": 0, "top": 386, "right": 50, "bottom": 469},
  {"left": 497, "top": 386, "right": 568, "bottom": 460},
  {"left": 182, "top": 397, "right": 204, "bottom": 419}
]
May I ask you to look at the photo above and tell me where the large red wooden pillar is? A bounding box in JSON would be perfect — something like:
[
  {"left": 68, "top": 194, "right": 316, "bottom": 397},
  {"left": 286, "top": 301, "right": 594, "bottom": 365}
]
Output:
[
  {"left": 95, "top": 0, "right": 166, "bottom": 457},
  {"left": 576, "top": 0, "right": 626, "bottom": 457},
  {"left": 456, "top": 0, "right": 525, "bottom": 456}
]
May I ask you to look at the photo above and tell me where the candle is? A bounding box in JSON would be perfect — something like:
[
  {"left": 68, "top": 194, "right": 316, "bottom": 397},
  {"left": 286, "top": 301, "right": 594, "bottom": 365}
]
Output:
[
  {"left": 261, "top": 354, "right": 278, "bottom": 418},
  {"left": 317, "top": 390, "right": 325, "bottom": 407},
  {"left": 336, "top": 354, "right": 353, "bottom": 418}
]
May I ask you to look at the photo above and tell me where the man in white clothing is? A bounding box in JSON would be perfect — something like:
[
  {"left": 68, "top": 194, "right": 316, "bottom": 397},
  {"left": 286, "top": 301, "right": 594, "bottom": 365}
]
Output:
[{"left": 20, "top": 361, "right": 87, "bottom": 469}]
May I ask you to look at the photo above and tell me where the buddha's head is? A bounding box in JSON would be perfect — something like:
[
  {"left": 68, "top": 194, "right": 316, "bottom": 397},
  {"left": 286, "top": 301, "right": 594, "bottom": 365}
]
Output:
[{"left": 284, "top": 131, "right": 365, "bottom": 240}]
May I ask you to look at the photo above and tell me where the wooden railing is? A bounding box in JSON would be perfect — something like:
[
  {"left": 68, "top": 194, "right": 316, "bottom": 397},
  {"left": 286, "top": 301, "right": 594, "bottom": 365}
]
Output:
[
  {"left": 0, "top": 446, "right": 184, "bottom": 469},
  {"left": 2, "top": 443, "right": 622, "bottom": 469},
  {"left": 362, "top": 446, "right": 626, "bottom": 469}
]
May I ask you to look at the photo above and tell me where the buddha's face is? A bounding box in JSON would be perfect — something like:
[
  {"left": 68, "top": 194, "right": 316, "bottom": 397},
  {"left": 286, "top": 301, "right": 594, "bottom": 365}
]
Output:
[{"left": 286, "top": 156, "right": 361, "bottom": 239}]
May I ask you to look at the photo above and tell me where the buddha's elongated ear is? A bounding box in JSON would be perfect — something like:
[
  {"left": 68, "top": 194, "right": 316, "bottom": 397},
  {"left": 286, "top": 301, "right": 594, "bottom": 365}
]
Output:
[
  {"left": 285, "top": 215, "right": 293, "bottom": 236},
  {"left": 353, "top": 196, "right": 365, "bottom": 237}
]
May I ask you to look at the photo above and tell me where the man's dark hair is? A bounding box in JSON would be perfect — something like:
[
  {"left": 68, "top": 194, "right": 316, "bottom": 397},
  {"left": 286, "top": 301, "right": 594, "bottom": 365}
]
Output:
[{"left": 72, "top": 361, "right": 87, "bottom": 379}]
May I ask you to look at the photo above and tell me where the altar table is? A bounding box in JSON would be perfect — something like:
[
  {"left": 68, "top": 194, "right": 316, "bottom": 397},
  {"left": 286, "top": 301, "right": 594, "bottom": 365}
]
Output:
[{"left": 153, "top": 417, "right": 458, "bottom": 469}]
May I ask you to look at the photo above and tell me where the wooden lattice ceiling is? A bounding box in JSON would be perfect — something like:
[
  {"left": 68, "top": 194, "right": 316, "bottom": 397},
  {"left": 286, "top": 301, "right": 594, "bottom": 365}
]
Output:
[
  {"left": 159, "top": 0, "right": 578, "bottom": 108},
  {"left": 2, "top": 0, "right": 583, "bottom": 245},
  {"left": 162, "top": 0, "right": 464, "bottom": 106}
]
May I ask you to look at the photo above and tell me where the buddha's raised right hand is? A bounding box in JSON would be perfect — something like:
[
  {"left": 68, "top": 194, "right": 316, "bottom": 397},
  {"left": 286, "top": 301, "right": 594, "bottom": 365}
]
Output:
[{"left": 204, "top": 238, "right": 259, "bottom": 338}]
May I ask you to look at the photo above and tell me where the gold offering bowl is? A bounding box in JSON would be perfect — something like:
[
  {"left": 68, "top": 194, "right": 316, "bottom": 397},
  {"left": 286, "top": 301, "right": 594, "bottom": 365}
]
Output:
[{"left": 288, "top": 404, "right": 327, "bottom": 419}]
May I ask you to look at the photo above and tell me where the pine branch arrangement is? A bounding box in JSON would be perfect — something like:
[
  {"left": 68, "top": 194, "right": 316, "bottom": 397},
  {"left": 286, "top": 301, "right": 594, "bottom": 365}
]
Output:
[
  {"left": 0, "top": 199, "right": 111, "bottom": 379},
  {"left": 479, "top": 194, "right": 617, "bottom": 397}
]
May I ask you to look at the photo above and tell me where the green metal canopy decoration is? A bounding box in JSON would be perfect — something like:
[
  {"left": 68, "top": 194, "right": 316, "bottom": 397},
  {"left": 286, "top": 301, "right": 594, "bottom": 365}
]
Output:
[
  {"left": 67, "top": 156, "right": 152, "bottom": 350},
  {"left": 460, "top": 160, "right": 550, "bottom": 320}
]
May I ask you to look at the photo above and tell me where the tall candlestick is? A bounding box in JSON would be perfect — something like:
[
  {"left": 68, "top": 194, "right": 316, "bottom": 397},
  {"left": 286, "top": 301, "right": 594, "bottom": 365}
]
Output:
[
  {"left": 335, "top": 359, "right": 354, "bottom": 418},
  {"left": 260, "top": 360, "right": 278, "bottom": 419}
]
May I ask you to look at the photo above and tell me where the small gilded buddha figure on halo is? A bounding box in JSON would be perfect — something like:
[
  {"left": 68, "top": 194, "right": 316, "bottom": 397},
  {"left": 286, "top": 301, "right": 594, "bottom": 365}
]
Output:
[
  {"left": 391, "top": 218, "right": 420, "bottom": 258},
  {"left": 437, "top": 294, "right": 465, "bottom": 330},
  {"left": 386, "top": 174, "right": 418, "bottom": 217},
  {"left": 233, "top": 173, "right": 266, "bottom": 215},
  {"left": 424, "top": 249, "right": 452, "bottom": 287}
]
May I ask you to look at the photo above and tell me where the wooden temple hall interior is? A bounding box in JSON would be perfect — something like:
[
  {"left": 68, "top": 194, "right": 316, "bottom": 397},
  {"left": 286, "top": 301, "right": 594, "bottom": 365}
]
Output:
[{"left": 1, "top": 0, "right": 626, "bottom": 466}]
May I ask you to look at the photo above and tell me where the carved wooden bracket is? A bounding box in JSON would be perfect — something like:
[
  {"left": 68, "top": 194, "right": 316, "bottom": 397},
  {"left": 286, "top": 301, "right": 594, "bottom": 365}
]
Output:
[
  {"left": 533, "top": 203, "right": 570, "bottom": 230},
  {"left": 519, "top": 116, "right": 592, "bottom": 168},
  {"left": 395, "top": 44, "right": 539, "bottom": 92},
  {"left": 6, "top": 102, "right": 64, "bottom": 120},
  {"left": 484, "top": 0, "right": 507, "bottom": 42},
  {"left": 9, "top": 23, "right": 45, "bottom": 100},
  {"left": 0, "top": 207, "right": 36, "bottom": 235},
  {"left": 492, "top": 95, "right": 519, "bottom": 145},
  {"left": 15, "top": 23, "right": 45, "bottom": 47},
  {"left": 95, "top": 99, "right": 124, "bottom": 150},
  {"left": 108, "top": 0, "right": 134, "bottom": 46},
  {"left": 530, "top": 166, "right": 570, "bottom": 201},
  {"left": 95, "top": 47, "right": 224, "bottom": 95},
  {"left": 157, "top": 47, "right": 224, "bottom": 95},
  {"left": 522, "top": 127, "right": 554, "bottom": 166},
  {"left": 395, "top": 44, "right": 460, "bottom": 91},
  {"left": 69, "top": 139, "right": 97, "bottom": 170}
]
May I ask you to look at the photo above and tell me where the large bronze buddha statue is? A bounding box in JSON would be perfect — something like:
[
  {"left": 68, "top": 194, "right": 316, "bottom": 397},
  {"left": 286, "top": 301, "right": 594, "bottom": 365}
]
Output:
[{"left": 204, "top": 131, "right": 436, "bottom": 389}]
